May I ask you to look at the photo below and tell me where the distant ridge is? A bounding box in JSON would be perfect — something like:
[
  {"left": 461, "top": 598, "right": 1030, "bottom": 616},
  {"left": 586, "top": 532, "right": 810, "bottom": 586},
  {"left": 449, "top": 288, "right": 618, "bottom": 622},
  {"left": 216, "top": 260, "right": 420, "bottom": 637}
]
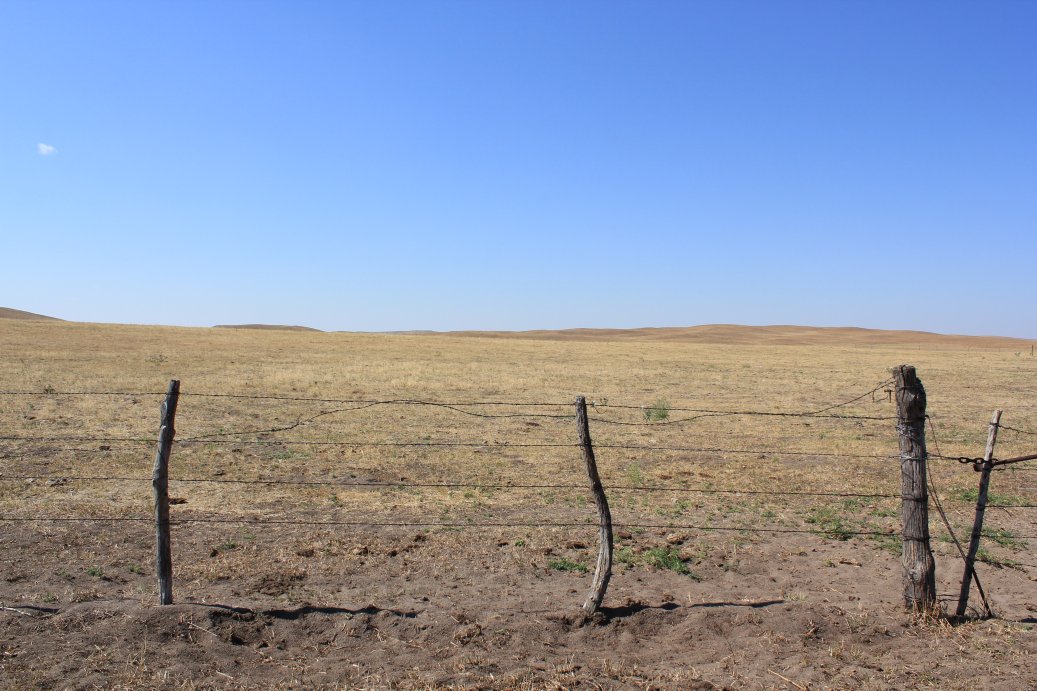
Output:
[
  {"left": 425, "top": 324, "right": 1035, "bottom": 348},
  {"left": 2, "top": 309, "right": 1031, "bottom": 346},
  {"left": 0, "top": 307, "right": 61, "bottom": 321},
  {"left": 214, "top": 324, "right": 322, "bottom": 332}
]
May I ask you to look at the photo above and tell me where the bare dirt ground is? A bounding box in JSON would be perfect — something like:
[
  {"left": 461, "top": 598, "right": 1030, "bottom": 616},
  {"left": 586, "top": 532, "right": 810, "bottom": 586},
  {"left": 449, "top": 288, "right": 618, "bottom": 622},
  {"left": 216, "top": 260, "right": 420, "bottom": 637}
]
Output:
[
  {"left": 3, "top": 517, "right": 1036, "bottom": 690},
  {"left": 1, "top": 319, "right": 1036, "bottom": 688}
]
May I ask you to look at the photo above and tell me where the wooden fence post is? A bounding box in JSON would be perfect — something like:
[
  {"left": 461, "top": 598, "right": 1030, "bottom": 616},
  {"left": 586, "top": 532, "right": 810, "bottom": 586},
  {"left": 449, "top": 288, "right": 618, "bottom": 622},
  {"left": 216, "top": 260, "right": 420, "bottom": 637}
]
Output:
[
  {"left": 955, "top": 409, "right": 1002, "bottom": 618},
  {"left": 153, "top": 379, "right": 180, "bottom": 605},
  {"left": 575, "top": 395, "right": 613, "bottom": 615},
  {"left": 893, "top": 365, "right": 936, "bottom": 610}
]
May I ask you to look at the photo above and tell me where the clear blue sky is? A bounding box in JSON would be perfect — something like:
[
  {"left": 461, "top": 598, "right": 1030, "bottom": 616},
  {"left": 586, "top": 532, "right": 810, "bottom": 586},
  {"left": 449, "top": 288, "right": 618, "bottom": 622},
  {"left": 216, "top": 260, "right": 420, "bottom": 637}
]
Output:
[{"left": 2, "top": 1, "right": 1035, "bottom": 336}]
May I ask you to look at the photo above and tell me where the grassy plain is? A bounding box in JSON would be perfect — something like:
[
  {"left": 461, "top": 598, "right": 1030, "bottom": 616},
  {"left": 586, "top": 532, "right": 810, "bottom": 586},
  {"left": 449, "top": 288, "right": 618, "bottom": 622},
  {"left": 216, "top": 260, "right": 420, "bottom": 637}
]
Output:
[{"left": 1, "top": 318, "right": 1035, "bottom": 688}]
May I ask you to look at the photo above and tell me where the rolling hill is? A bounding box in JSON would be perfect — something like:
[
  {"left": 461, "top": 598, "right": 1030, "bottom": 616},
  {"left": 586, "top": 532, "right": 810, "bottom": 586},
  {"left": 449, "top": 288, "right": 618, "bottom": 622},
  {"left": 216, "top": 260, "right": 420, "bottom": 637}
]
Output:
[{"left": 0, "top": 307, "right": 61, "bottom": 321}]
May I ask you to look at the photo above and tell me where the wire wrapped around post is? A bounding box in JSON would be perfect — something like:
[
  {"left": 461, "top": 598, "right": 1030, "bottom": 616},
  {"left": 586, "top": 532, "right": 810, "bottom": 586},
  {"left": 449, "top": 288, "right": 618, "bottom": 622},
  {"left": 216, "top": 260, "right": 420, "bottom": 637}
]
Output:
[{"left": 893, "top": 365, "right": 935, "bottom": 610}]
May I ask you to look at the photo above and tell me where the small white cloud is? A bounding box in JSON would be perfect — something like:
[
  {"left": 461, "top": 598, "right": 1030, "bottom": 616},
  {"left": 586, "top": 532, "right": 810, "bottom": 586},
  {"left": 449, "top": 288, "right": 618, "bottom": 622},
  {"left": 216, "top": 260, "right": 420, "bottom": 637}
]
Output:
[{"left": 38, "top": 143, "right": 56, "bottom": 156}]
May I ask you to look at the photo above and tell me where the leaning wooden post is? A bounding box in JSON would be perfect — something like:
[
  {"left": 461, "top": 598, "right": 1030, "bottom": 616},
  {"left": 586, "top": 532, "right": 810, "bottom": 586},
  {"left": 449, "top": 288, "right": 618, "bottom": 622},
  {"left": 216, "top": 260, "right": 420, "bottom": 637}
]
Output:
[
  {"left": 893, "top": 365, "right": 936, "bottom": 610},
  {"left": 575, "top": 395, "right": 613, "bottom": 615},
  {"left": 152, "top": 379, "right": 180, "bottom": 605},
  {"left": 955, "top": 409, "right": 1002, "bottom": 618}
]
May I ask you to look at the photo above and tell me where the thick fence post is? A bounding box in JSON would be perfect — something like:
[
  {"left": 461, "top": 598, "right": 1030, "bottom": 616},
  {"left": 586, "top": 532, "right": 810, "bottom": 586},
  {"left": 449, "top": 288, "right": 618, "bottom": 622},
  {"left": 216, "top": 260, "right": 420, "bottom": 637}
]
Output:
[
  {"left": 893, "top": 365, "right": 935, "bottom": 610},
  {"left": 153, "top": 379, "right": 180, "bottom": 605},
  {"left": 955, "top": 409, "right": 1002, "bottom": 618},
  {"left": 575, "top": 396, "right": 613, "bottom": 615}
]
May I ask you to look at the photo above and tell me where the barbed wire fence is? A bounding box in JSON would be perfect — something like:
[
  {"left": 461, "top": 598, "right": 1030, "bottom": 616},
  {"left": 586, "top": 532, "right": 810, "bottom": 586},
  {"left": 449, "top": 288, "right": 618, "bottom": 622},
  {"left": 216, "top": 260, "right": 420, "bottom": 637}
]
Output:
[{"left": 1, "top": 371, "right": 1034, "bottom": 619}]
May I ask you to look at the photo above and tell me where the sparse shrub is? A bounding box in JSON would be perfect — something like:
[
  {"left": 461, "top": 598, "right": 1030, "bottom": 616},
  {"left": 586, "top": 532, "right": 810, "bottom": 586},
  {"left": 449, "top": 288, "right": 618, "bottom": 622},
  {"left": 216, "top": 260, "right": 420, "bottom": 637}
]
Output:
[{"left": 642, "top": 400, "right": 670, "bottom": 422}]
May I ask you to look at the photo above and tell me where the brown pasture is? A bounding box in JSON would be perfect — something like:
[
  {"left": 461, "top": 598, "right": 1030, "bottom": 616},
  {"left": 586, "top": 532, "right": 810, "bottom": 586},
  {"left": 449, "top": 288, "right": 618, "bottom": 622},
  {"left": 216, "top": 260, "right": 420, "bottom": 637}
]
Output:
[{"left": 1, "top": 318, "right": 1035, "bottom": 689}]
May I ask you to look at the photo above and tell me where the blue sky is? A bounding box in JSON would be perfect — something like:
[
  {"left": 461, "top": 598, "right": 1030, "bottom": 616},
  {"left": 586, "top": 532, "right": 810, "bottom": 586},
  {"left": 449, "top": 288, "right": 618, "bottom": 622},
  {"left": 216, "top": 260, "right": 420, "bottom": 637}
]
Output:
[{"left": 2, "top": 1, "right": 1035, "bottom": 336}]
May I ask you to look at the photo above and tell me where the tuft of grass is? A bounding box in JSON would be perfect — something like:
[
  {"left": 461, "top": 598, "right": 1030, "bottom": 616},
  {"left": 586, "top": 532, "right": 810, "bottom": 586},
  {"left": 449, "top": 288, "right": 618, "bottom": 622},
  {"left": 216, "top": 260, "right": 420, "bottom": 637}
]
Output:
[
  {"left": 871, "top": 533, "right": 902, "bottom": 555},
  {"left": 951, "top": 487, "right": 1021, "bottom": 506},
  {"left": 616, "top": 546, "right": 635, "bottom": 564},
  {"left": 981, "top": 527, "right": 1024, "bottom": 550},
  {"left": 805, "top": 506, "right": 854, "bottom": 540},
  {"left": 642, "top": 399, "right": 670, "bottom": 422},
  {"left": 548, "top": 557, "right": 588, "bottom": 573},
  {"left": 643, "top": 547, "right": 700, "bottom": 580},
  {"left": 626, "top": 463, "right": 645, "bottom": 487},
  {"left": 655, "top": 499, "right": 692, "bottom": 519},
  {"left": 976, "top": 551, "right": 1025, "bottom": 570},
  {"left": 966, "top": 547, "right": 1024, "bottom": 568}
]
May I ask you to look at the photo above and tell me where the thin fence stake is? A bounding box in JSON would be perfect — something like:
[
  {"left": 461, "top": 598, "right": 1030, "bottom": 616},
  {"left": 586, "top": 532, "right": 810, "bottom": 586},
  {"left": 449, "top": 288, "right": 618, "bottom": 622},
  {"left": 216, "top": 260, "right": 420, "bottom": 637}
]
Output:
[
  {"left": 894, "top": 365, "right": 935, "bottom": 610},
  {"left": 575, "top": 395, "right": 613, "bottom": 615},
  {"left": 153, "top": 379, "right": 180, "bottom": 605},
  {"left": 955, "top": 409, "right": 1002, "bottom": 618}
]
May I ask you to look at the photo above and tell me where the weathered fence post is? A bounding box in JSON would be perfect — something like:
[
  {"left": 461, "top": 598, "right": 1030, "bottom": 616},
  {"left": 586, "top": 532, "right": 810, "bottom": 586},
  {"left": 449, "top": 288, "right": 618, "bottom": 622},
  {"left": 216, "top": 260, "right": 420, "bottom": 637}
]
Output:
[
  {"left": 153, "top": 379, "right": 180, "bottom": 605},
  {"left": 575, "top": 395, "right": 613, "bottom": 615},
  {"left": 893, "top": 365, "right": 935, "bottom": 610},
  {"left": 955, "top": 409, "right": 1002, "bottom": 618}
]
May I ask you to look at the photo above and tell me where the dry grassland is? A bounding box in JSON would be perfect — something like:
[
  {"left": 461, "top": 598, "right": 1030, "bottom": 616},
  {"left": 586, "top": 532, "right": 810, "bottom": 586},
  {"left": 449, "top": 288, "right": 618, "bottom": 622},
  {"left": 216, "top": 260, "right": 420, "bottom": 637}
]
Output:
[{"left": 1, "top": 319, "right": 1035, "bottom": 689}]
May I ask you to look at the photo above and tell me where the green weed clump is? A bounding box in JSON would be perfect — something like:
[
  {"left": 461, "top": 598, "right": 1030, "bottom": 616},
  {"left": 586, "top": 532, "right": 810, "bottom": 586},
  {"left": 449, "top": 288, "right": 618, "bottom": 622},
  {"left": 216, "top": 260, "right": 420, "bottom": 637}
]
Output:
[
  {"left": 805, "top": 506, "right": 854, "bottom": 540},
  {"left": 643, "top": 547, "right": 700, "bottom": 580},
  {"left": 952, "top": 487, "right": 1022, "bottom": 507},
  {"left": 643, "top": 400, "right": 670, "bottom": 422}
]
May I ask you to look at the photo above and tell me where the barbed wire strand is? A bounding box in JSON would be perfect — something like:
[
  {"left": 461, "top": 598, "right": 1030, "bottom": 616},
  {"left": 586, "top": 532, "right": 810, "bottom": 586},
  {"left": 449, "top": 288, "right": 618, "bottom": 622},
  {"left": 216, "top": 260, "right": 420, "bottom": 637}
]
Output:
[
  {"left": 0, "top": 514, "right": 919, "bottom": 538},
  {"left": 976, "top": 557, "right": 1037, "bottom": 570},
  {"left": 178, "top": 397, "right": 895, "bottom": 441},
  {"left": 0, "top": 386, "right": 897, "bottom": 422},
  {"left": 0, "top": 474, "right": 908, "bottom": 499},
  {"left": 6, "top": 473, "right": 1033, "bottom": 506},
  {"left": 0, "top": 436, "right": 152, "bottom": 444},
  {"left": 3, "top": 515, "right": 1033, "bottom": 542},
  {"left": 0, "top": 435, "right": 905, "bottom": 460},
  {"left": 990, "top": 424, "right": 1037, "bottom": 437},
  {"left": 1, "top": 512, "right": 1030, "bottom": 549},
  {"left": 590, "top": 379, "right": 894, "bottom": 415},
  {"left": 181, "top": 402, "right": 386, "bottom": 441},
  {"left": 0, "top": 391, "right": 165, "bottom": 397},
  {"left": 585, "top": 379, "right": 897, "bottom": 426}
]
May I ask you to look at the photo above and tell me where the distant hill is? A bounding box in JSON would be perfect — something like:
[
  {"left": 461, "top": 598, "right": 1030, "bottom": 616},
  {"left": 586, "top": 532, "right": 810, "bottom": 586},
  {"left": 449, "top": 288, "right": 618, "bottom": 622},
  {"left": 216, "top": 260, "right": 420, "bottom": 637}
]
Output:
[
  {"left": 0, "top": 307, "right": 61, "bottom": 321},
  {"left": 3, "top": 309, "right": 1032, "bottom": 347},
  {"left": 429, "top": 324, "right": 1035, "bottom": 348},
  {"left": 214, "top": 324, "right": 322, "bottom": 332}
]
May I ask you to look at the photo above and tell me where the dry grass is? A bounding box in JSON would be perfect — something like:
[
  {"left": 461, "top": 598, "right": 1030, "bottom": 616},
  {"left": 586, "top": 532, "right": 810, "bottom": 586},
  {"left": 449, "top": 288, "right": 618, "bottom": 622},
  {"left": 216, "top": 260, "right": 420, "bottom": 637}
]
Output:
[
  {"left": 2, "top": 320, "right": 1036, "bottom": 553},
  {"left": 1, "top": 318, "right": 1036, "bottom": 688}
]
